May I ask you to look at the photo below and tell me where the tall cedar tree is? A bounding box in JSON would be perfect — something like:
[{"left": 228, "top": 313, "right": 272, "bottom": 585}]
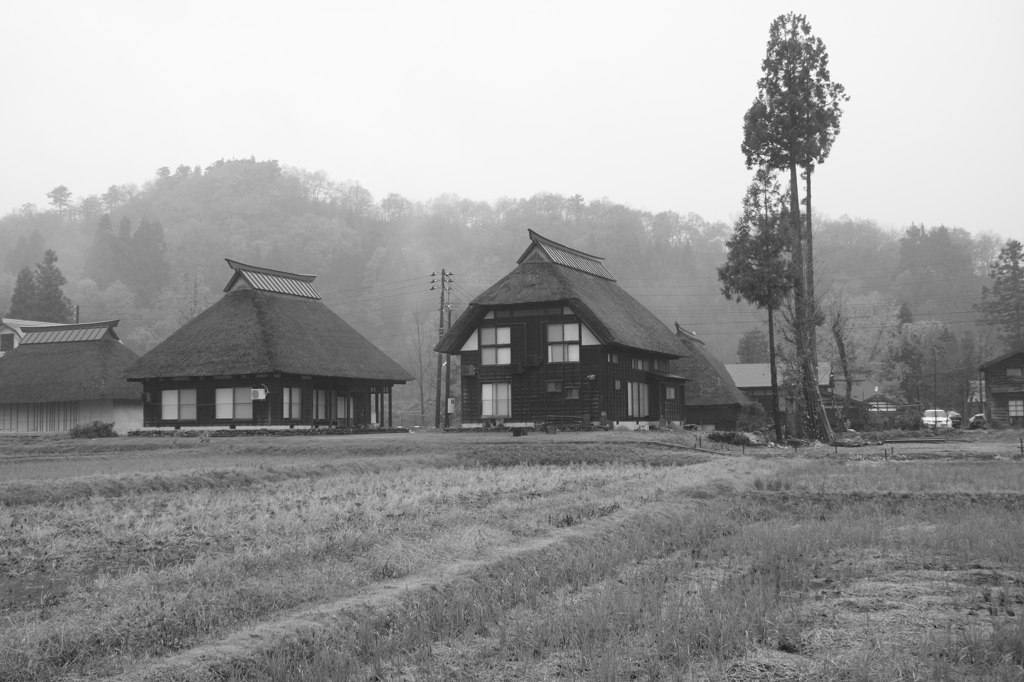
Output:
[
  {"left": 742, "top": 12, "right": 848, "bottom": 440},
  {"left": 8, "top": 267, "right": 38, "bottom": 319},
  {"left": 32, "top": 250, "right": 75, "bottom": 323},
  {"left": 718, "top": 168, "right": 793, "bottom": 443},
  {"left": 980, "top": 239, "right": 1024, "bottom": 353}
]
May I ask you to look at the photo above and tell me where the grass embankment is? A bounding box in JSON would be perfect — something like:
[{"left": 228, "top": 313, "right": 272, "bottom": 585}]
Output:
[{"left": 0, "top": 437, "right": 723, "bottom": 681}]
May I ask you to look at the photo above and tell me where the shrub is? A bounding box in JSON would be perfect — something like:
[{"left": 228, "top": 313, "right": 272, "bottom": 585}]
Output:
[
  {"left": 69, "top": 421, "right": 117, "bottom": 438},
  {"left": 736, "top": 401, "right": 767, "bottom": 432},
  {"left": 707, "top": 431, "right": 752, "bottom": 446}
]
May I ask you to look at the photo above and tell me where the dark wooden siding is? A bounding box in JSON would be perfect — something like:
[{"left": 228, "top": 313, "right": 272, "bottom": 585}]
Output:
[
  {"left": 983, "top": 353, "right": 1024, "bottom": 427},
  {"left": 457, "top": 311, "right": 683, "bottom": 424},
  {"left": 141, "top": 376, "right": 396, "bottom": 428}
]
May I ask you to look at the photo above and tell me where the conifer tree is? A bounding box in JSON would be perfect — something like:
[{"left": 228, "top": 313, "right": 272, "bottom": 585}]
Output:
[
  {"left": 7, "top": 267, "right": 38, "bottom": 319},
  {"left": 32, "top": 250, "right": 75, "bottom": 323},
  {"left": 980, "top": 239, "right": 1024, "bottom": 353}
]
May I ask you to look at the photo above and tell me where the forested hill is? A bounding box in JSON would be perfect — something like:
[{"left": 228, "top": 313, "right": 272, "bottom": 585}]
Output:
[{"left": 0, "top": 158, "right": 1003, "bottom": 375}]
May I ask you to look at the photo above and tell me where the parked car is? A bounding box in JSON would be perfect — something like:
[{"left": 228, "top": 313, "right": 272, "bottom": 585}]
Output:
[
  {"left": 922, "top": 409, "right": 950, "bottom": 428},
  {"left": 948, "top": 411, "right": 962, "bottom": 428},
  {"left": 968, "top": 413, "right": 987, "bottom": 429}
]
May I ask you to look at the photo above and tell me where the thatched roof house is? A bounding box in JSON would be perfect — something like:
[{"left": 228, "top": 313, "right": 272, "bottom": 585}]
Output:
[
  {"left": 126, "top": 260, "right": 413, "bottom": 429},
  {"left": 0, "top": 320, "right": 142, "bottom": 433},
  {"left": 437, "top": 230, "right": 687, "bottom": 428},
  {"left": 438, "top": 231, "right": 684, "bottom": 358},
  {"left": 669, "top": 325, "right": 750, "bottom": 430}
]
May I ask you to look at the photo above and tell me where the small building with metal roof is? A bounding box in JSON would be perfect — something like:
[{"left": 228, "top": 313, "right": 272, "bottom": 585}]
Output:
[{"left": 0, "top": 320, "right": 143, "bottom": 433}]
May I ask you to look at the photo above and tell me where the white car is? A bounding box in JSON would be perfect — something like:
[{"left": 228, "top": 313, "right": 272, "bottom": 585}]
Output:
[{"left": 922, "top": 409, "right": 950, "bottom": 428}]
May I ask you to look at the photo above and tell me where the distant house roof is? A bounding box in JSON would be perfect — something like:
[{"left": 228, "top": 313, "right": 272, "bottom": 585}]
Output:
[
  {"left": 1, "top": 317, "right": 62, "bottom": 338},
  {"left": 725, "top": 362, "right": 833, "bottom": 390},
  {"left": 979, "top": 350, "right": 1024, "bottom": 370},
  {"left": 437, "top": 230, "right": 684, "bottom": 357},
  {"left": 126, "top": 262, "right": 413, "bottom": 382},
  {"left": 223, "top": 259, "right": 320, "bottom": 299},
  {"left": 0, "top": 321, "right": 141, "bottom": 403},
  {"left": 669, "top": 325, "right": 750, "bottom": 408},
  {"left": 20, "top": 320, "right": 121, "bottom": 344}
]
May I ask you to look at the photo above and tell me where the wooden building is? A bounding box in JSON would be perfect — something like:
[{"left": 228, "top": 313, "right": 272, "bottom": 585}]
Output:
[
  {"left": 979, "top": 351, "right": 1024, "bottom": 427},
  {"left": 436, "top": 230, "right": 687, "bottom": 429},
  {"left": 669, "top": 325, "right": 750, "bottom": 431},
  {"left": 0, "top": 320, "right": 143, "bottom": 433},
  {"left": 725, "top": 361, "right": 832, "bottom": 434},
  {"left": 125, "top": 260, "right": 413, "bottom": 429}
]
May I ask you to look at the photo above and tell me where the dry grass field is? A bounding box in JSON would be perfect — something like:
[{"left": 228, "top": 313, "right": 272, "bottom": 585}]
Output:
[{"left": 1, "top": 430, "right": 1022, "bottom": 681}]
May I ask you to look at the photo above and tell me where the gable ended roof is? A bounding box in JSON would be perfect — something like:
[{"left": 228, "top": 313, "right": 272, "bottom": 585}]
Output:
[
  {"left": 725, "top": 362, "right": 833, "bottom": 389},
  {"left": 669, "top": 326, "right": 750, "bottom": 407},
  {"left": 436, "top": 230, "right": 685, "bottom": 357},
  {"left": 126, "top": 262, "right": 413, "bottom": 382},
  {"left": 979, "top": 350, "right": 1024, "bottom": 370},
  {"left": 0, "top": 321, "right": 141, "bottom": 403}
]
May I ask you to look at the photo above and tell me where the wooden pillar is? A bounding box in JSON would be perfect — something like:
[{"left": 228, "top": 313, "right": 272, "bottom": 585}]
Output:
[{"left": 388, "top": 387, "right": 393, "bottom": 428}]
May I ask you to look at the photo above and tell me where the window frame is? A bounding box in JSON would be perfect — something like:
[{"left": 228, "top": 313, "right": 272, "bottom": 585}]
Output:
[
  {"left": 283, "top": 387, "right": 302, "bottom": 420},
  {"left": 480, "top": 326, "right": 512, "bottom": 366},
  {"left": 547, "top": 322, "right": 580, "bottom": 364},
  {"left": 1009, "top": 399, "right": 1024, "bottom": 417},
  {"left": 161, "top": 388, "right": 197, "bottom": 421},
  {"left": 627, "top": 381, "right": 649, "bottom": 418},
  {"left": 215, "top": 387, "right": 253, "bottom": 420},
  {"left": 481, "top": 382, "right": 511, "bottom": 417}
]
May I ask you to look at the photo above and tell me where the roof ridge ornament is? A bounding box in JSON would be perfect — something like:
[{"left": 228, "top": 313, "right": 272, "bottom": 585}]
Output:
[
  {"left": 223, "top": 259, "right": 321, "bottom": 299},
  {"left": 518, "top": 230, "right": 615, "bottom": 281}
]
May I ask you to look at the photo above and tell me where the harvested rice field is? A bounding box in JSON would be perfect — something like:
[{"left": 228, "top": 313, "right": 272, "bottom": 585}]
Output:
[{"left": 1, "top": 430, "right": 1022, "bottom": 681}]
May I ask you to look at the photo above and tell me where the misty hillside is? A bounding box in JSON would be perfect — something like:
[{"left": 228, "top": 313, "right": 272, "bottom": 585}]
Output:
[{"left": 0, "top": 159, "right": 1007, "bottom": 419}]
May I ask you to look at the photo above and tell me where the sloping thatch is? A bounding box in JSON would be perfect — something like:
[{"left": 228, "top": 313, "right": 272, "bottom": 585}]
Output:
[
  {"left": 669, "top": 328, "right": 750, "bottom": 408},
  {"left": 0, "top": 338, "right": 141, "bottom": 403},
  {"left": 126, "top": 289, "right": 413, "bottom": 382},
  {"left": 437, "top": 261, "right": 685, "bottom": 357}
]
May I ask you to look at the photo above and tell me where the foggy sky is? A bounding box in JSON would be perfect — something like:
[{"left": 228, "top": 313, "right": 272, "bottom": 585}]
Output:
[{"left": 1, "top": 0, "right": 1021, "bottom": 241}]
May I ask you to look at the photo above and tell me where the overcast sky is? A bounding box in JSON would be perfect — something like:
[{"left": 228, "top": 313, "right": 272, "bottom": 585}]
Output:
[{"left": 1, "top": 1, "right": 1021, "bottom": 241}]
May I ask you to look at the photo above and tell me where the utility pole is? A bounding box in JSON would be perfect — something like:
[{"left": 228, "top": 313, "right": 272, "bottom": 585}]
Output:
[
  {"left": 432, "top": 270, "right": 452, "bottom": 429},
  {"left": 444, "top": 272, "right": 454, "bottom": 428}
]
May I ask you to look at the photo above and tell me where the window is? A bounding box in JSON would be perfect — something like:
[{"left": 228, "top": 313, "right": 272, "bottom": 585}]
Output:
[
  {"left": 615, "top": 380, "right": 621, "bottom": 390},
  {"left": 627, "top": 382, "right": 649, "bottom": 418},
  {"left": 1008, "top": 368, "right": 1023, "bottom": 378},
  {"left": 565, "top": 386, "right": 580, "bottom": 400},
  {"left": 547, "top": 323, "right": 580, "bottom": 363},
  {"left": 666, "top": 386, "right": 676, "bottom": 400},
  {"left": 161, "top": 389, "right": 196, "bottom": 421},
  {"left": 480, "top": 327, "right": 511, "bottom": 365},
  {"left": 216, "top": 387, "right": 253, "bottom": 420},
  {"left": 607, "top": 353, "right": 618, "bottom": 364},
  {"left": 481, "top": 382, "right": 511, "bottom": 417},
  {"left": 547, "top": 381, "right": 562, "bottom": 393},
  {"left": 1010, "top": 400, "right": 1024, "bottom": 417},
  {"left": 313, "top": 389, "right": 326, "bottom": 420},
  {"left": 631, "top": 358, "right": 650, "bottom": 371},
  {"left": 283, "top": 387, "right": 301, "bottom": 419}
]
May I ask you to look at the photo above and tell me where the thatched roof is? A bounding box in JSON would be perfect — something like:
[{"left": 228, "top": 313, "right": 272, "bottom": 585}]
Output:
[
  {"left": 125, "top": 287, "right": 413, "bottom": 382},
  {"left": 0, "top": 322, "right": 141, "bottom": 403},
  {"left": 437, "top": 231, "right": 685, "bottom": 357},
  {"left": 669, "top": 326, "right": 750, "bottom": 408}
]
